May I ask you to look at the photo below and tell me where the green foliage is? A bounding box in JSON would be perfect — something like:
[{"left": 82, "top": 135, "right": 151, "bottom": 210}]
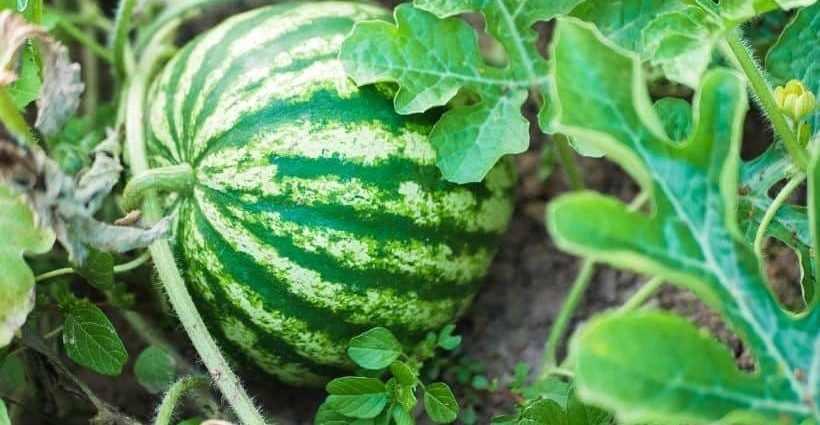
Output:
[
  {"left": 721, "top": 0, "right": 816, "bottom": 21},
  {"left": 318, "top": 326, "right": 463, "bottom": 425},
  {"left": 74, "top": 248, "right": 115, "bottom": 291},
  {"left": 545, "top": 17, "right": 818, "bottom": 424},
  {"left": 62, "top": 302, "right": 128, "bottom": 376},
  {"left": 134, "top": 345, "right": 176, "bottom": 394},
  {"left": 491, "top": 376, "right": 610, "bottom": 425},
  {"left": 0, "top": 399, "right": 9, "bottom": 425},
  {"left": 766, "top": 3, "right": 820, "bottom": 139},
  {"left": 340, "top": 0, "right": 581, "bottom": 183},
  {"left": 641, "top": 5, "right": 723, "bottom": 88},
  {"left": 0, "top": 184, "right": 55, "bottom": 347},
  {"left": 435, "top": 324, "right": 461, "bottom": 351},
  {"left": 653, "top": 98, "right": 693, "bottom": 142},
  {"left": 737, "top": 143, "right": 816, "bottom": 307},
  {"left": 7, "top": 47, "right": 42, "bottom": 110},
  {"left": 570, "top": 0, "right": 684, "bottom": 52},
  {"left": 0, "top": 1, "right": 42, "bottom": 110},
  {"left": 326, "top": 377, "right": 389, "bottom": 419},
  {"left": 0, "top": 354, "right": 24, "bottom": 394},
  {"left": 348, "top": 327, "right": 404, "bottom": 370},
  {"left": 423, "top": 382, "right": 458, "bottom": 424}
]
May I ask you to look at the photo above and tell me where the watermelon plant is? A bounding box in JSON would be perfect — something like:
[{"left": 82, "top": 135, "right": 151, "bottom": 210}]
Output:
[{"left": 0, "top": 0, "right": 817, "bottom": 424}]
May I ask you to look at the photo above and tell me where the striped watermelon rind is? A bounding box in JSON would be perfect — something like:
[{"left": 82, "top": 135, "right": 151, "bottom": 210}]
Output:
[{"left": 146, "top": 1, "right": 516, "bottom": 385}]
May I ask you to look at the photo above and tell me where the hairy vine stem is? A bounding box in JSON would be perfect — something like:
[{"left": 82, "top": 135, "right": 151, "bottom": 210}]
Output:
[
  {"left": 154, "top": 376, "right": 210, "bottom": 425},
  {"left": 122, "top": 163, "right": 195, "bottom": 211},
  {"left": 723, "top": 30, "right": 809, "bottom": 171},
  {"left": 111, "top": 0, "right": 137, "bottom": 80},
  {"left": 753, "top": 173, "right": 807, "bottom": 257},
  {"left": 124, "top": 21, "right": 269, "bottom": 425}
]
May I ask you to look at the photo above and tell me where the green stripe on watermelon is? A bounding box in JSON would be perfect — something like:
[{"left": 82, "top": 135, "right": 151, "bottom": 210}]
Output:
[{"left": 146, "top": 1, "right": 515, "bottom": 385}]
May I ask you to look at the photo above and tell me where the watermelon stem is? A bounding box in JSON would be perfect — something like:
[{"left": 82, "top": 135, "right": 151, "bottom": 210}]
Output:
[
  {"left": 123, "top": 21, "right": 270, "bottom": 425},
  {"left": 122, "top": 163, "right": 194, "bottom": 211}
]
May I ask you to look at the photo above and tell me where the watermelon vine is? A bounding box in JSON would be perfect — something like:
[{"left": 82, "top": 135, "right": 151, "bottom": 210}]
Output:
[{"left": 0, "top": 1, "right": 817, "bottom": 425}]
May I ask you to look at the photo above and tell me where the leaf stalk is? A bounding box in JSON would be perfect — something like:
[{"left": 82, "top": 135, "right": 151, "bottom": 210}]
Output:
[
  {"left": 723, "top": 30, "right": 809, "bottom": 171},
  {"left": 753, "top": 173, "right": 807, "bottom": 257},
  {"left": 124, "top": 21, "right": 269, "bottom": 425},
  {"left": 122, "top": 163, "right": 195, "bottom": 212}
]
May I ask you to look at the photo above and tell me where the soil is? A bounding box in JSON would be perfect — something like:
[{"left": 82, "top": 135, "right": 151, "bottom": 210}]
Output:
[{"left": 13, "top": 1, "right": 806, "bottom": 424}]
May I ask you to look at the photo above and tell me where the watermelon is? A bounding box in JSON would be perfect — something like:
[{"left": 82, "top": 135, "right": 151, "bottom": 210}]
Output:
[{"left": 146, "top": 1, "right": 515, "bottom": 385}]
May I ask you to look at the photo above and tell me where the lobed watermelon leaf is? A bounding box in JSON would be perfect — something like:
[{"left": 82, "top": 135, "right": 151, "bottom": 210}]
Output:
[
  {"left": 340, "top": 0, "right": 583, "bottom": 183},
  {"left": 737, "top": 143, "right": 816, "bottom": 308},
  {"left": 545, "top": 17, "right": 819, "bottom": 424},
  {"left": 569, "top": 0, "right": 685, "bottom": 53},
  {"left": 720, "top": 0, "right": 817, "bottom": 21}
]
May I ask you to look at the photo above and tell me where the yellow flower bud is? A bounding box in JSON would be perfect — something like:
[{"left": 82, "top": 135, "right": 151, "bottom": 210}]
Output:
[{"left": 773, "top": 79, "right": 816, "bottom": 121}]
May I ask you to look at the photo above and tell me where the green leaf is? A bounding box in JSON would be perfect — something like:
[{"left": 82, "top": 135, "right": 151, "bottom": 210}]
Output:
[
  {"left": 570, "top": 0, "right": 685, "bottom": 52},
  {"left": 8, "top": 46, "right": 42, "bottom": 110},
  {"left": 0, "top": 183, "right": 55, "bottom": 347},
  {"left": 436, "top": 324, "right": 461, "bottom": 351},
  {"left": 315, "top": 402, "right": 356, "bottom": 425},
  {"left": 766, "top": 3, "right": 820, "bottom": 140},
  {"left": 519, "top": 399, "right": 567, "bottom": 425},
  {"left": 423, "top": 382, "right": 458, "bottom": 424},
  {"left": 348, "top": 327, "right": 403, "bottom": 370},
  {"left": 653, "top": 97, "right": 693, "bottom": 142},
  {"left": 134, "top": 345, "right": 176, "bottom": 394},
  {"left": 62, "top": 302, "right": 128, "bottom": 376},
  {"left": 392, "top": 379, "right": 417, "bottom": 412},
  {"left": 509, "top": 362, "right": 529, "bottom": 393},
  {"left": 642, "top": 6, "right": 724, "bottom": 88},
  {"left": 326, "top": 377, "right": 388, "bottom": 419},
  {"left": 738, "top": 143, "right": 816, "bottom": 308},
  {"left": 0, "top": 354, "right": 25, "bottom": 394},
  {"left": 391, "top": 405, "right": 415, "bottom": 425},
  {"left": 565, "top": 388, "right": 612, "bottom": 425},
  {"left": 0, "top": 399, "right": 9, "bottom": 425},
  {"left": 341, "top": 1, "right": 581, "bottom": 183},
  {"left": 720, "top": 0, "right": 816, "bottom": 21},
  {"left": 74, "top": 248, "right": 115, "bottom": 291},
  {"left": 389, "top": 361, "right": 417, "bottom": 386},
  {"left": 546, "top": 17, "right": 819, "bottom": 423},
  {"left": 175, "top": 419, "right": 204, "bottom": 425},
  {"left": 572, "top": 311, "right": 781, "bottom": 425}
]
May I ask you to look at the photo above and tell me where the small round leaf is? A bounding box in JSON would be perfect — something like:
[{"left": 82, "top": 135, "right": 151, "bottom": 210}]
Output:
[
  {"left": 348, "top": 327, "right": 402, "bottom": 370},
  {"left": 326, "top": 376, "right": 388, "bottom": 419},
  {"left": 423, "top": 382, "right": 458, "bottom": 424},
  {"left": 134, "top": 345, "right": 176, "bottom": 394}
]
